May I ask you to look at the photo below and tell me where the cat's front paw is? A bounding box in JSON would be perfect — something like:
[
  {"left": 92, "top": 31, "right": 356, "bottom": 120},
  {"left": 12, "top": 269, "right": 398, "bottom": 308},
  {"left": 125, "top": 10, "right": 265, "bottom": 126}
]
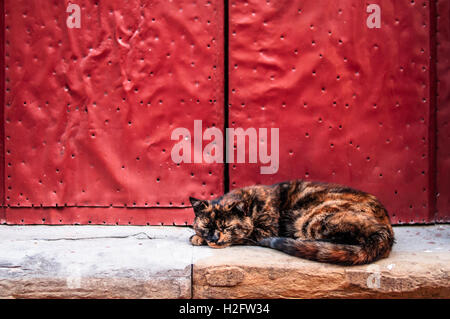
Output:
[{"left": 190, "top": 234, "right": 206, "bottom": 246}]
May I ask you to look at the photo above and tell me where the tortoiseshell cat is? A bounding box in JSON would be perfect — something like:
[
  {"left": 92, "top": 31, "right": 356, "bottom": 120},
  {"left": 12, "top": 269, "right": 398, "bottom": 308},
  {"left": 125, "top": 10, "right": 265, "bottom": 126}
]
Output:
[{"left": 189, "top": 180, "right": 395, "bottom": 265}]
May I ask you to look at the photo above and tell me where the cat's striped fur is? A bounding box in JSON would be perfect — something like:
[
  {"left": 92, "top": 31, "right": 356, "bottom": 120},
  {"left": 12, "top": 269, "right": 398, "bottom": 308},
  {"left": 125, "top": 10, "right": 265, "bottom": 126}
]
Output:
[{"left": 189, "top": 180, "right": 395, "bottom": 265}]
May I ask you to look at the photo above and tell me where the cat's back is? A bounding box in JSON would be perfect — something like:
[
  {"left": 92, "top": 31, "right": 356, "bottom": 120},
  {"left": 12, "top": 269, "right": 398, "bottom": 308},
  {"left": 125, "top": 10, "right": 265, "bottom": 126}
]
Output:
[{"left": 273, "top": 180, "right": 391, "bottom": 223}]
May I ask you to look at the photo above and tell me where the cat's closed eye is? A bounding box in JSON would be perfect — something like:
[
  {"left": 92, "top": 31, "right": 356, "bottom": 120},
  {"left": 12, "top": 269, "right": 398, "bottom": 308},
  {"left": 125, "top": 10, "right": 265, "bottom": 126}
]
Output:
[{"left": 223, "top": 225, "right": 239, "bottom": 232}]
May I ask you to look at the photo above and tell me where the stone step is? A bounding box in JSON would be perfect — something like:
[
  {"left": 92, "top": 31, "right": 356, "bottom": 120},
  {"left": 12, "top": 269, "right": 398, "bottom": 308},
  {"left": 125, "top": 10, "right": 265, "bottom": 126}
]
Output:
[{"left": 0, "top": 225, "right": 448, "bottom": 298}]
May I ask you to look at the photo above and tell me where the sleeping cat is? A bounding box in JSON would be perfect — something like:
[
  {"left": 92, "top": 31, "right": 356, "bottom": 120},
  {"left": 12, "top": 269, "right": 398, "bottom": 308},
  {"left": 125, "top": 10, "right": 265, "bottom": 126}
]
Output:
[{"left": 189, "top": 180, "right": 395, "bottom": 265}]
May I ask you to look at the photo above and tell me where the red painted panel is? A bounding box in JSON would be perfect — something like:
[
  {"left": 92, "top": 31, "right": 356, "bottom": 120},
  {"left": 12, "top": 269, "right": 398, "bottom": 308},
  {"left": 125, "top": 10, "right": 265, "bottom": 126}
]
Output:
[
  {"left": 436, "top": 0, "right": 450, "bottom": 222},
  {"left": 229, "top": 0, "right": 433, "bottom": 224},
  {"left": 0, "top": 0, "right": 5, "bottom": 223},
  {"left": 3, "top": 207, "right": 194, "bottom": 226},
  {"left": 2, "top": 1, "right": 446, "bottom": 226},
  {"left": 4, "top": 0, "right": 224, "bottom": 222}
]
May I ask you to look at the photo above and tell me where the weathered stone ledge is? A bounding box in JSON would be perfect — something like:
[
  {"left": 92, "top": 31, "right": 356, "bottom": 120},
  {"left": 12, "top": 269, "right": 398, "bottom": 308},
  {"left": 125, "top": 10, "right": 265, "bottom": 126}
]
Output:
[{"left": 0, "top": 225, "right": 448, "bottom": 298}]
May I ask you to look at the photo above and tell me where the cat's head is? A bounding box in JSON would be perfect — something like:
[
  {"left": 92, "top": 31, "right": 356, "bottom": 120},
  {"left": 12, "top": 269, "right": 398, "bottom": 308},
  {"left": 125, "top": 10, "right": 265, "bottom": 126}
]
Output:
[{"left": 189, "top": 196, "right": 254, "bottom": 248}]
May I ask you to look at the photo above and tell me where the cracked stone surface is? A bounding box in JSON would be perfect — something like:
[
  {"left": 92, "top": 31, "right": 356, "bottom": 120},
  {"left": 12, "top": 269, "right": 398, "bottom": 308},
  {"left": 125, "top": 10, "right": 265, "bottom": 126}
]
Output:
[
  {"left": 0, "top": 226, "right": 206, "bottom": 298},
  {"left": 193, "top": 225, "right": 450, "bottom": 298},
  {"left": 0, "top": 225, "right": 449, "bottom": 298}
]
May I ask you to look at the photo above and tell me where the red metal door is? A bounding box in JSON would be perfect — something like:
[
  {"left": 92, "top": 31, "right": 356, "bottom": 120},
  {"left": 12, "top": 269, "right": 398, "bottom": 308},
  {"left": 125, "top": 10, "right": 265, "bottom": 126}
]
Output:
[
  {"left": 228, "top": 0, "right": 436, "bottom": 224},
  {"left": 2, "top": 0, "right": 224, "bottom": 224},
  {"left": 1, "top": 1, "right": 449, "bottom": 225}
]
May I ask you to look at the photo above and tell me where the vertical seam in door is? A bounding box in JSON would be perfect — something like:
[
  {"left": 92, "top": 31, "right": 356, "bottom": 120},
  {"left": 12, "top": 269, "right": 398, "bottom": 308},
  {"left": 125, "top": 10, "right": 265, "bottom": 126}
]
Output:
[{"left": 223, "top": 0, "right": 230, "bottom": 194}]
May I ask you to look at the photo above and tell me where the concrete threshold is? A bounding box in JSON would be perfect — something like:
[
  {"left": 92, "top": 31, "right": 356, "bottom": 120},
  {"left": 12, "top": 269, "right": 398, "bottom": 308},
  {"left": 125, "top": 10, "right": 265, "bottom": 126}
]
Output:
[{"left": 0, "top": 225, "right": 448, "bottom": 298}]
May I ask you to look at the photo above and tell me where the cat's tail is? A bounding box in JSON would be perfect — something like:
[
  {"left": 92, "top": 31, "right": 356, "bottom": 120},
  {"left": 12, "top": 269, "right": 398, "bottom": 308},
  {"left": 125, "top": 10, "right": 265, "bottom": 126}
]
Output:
[{"left": 258, "top": 230, "right": 394, "bottom": 265}]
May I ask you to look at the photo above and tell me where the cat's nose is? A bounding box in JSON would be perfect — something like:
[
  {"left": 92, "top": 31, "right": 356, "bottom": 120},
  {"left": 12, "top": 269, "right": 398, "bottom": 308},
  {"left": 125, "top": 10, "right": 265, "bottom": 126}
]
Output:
[{"left": 207, "top": 232, "right": 220, "bottom": 242}]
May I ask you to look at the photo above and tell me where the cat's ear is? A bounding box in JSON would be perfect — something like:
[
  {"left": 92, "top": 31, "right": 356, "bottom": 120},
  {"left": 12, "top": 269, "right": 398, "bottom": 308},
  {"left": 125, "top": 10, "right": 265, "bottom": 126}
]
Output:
[{"left": 189, "top": 197, "right": 209, "bottom": 215}]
